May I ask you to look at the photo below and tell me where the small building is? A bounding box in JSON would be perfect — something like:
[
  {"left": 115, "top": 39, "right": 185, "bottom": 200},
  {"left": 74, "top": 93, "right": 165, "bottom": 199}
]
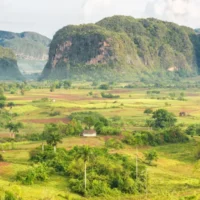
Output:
[{"left": 81, "top": 130, "right": 97, "bottom": 137}]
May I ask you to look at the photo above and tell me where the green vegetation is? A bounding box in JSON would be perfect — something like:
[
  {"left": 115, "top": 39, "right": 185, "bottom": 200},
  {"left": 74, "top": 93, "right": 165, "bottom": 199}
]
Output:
[
  {"left": 101, "top": 92, "right": 120, "bottom": 99},
  {"left": 144, "top": 150, "right": 158, "bottom": 165},
  {"left": 30, "top": 145, "right": 147, "bottom": 197},
  {"left": 16, "top": 164, "right": 49, "bottom": 185},
  {"left": 123, "top": 127, "right": 189, "bottom": 147},
  {"left": 186, "top": 124, "right": 200, "bottom": 136},
  {"left": 0, "top": 46, "right": 24, "bottom": 80},
  {"left": 151, "top": 109, "right": 177, "bottom": 129},
  {"left": 0, "top": 82, "right": 200, "bottom": 199},
  {"left": 0, "top": 31, "right": 51, "bottom": 74},
  {"left": 105, "top": 138, "right": 124, "bottom": 149}
]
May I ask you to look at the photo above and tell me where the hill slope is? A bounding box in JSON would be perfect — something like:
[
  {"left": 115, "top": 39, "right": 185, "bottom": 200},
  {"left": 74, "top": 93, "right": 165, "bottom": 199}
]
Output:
[
  {"left": 0, "top": 46, "right": 24, "bottom": 80},
  {"left": 41, "top": 16, "right": 200, "bottom": 81},
  {"left": 0, "top": 31, "right": 51, "bottom": 74}
]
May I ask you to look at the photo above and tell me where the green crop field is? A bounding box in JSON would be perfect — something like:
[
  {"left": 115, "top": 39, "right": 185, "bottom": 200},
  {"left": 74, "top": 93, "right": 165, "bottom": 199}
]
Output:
[{"left": 1, "top": 82, "right": 200, "bottom": 200}]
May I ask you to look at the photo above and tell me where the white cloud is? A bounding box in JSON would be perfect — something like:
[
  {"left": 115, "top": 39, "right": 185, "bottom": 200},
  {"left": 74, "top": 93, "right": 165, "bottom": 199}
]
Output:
[
  {"left": 0, "top": 0, "right": 200, "bottom": 38},
  {"left": 145, "top": 0, "right": 200, "bottom": 27}
]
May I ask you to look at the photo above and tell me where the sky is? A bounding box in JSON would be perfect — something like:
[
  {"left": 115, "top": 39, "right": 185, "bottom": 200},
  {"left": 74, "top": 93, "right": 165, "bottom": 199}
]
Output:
[{"left": 1, "top": 0, "right": 200, "bottom": 38}]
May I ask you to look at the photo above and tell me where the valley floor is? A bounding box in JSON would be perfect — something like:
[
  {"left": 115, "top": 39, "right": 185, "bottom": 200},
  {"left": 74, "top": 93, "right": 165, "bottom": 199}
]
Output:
[{"left": 1, "top": 84, "right": 200, "bottom": 199}]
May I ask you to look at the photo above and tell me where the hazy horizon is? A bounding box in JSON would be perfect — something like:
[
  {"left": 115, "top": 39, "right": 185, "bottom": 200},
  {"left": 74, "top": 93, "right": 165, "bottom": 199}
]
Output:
[{"left": 1, "top": 0, "right": 200, "bottom": 38}]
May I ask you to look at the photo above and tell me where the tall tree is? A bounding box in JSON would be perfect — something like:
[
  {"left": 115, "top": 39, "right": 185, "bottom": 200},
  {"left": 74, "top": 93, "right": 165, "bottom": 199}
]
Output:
[
  {"left": 76, "top": 146, "right": 93, "bottom": 192},
  {"left": 43, "top": 124, "right": 62, "bottom": 152}
]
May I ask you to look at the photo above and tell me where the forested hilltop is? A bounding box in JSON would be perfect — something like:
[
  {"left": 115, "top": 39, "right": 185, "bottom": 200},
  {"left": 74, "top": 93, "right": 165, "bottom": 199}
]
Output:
[
  {"left": 0, "top": 31, "right": 51, "bottom": 74},
  {"left": 0, "top": 46, "right": 24, "bottom": 80},
  {"left": 41, "top": 15, "right": 200, "bottom": 81}
]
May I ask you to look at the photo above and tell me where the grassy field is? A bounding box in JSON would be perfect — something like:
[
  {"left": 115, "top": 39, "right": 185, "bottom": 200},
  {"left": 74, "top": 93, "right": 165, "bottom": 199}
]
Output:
[{"left": 1, "top": 84, "right": 200, "bottom": 199}]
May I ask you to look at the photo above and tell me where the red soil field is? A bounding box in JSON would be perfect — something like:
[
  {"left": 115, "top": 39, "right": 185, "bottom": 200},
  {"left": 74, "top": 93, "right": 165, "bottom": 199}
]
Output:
[
  {"left": 0, "top": 133, "right": 11, "bottom": 138},
  {"left": 0, "top": 162, "right": 10, "bottom": 167}
]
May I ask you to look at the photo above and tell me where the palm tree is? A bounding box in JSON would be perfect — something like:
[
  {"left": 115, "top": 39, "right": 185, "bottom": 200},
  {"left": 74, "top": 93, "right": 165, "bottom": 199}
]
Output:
[
  {"left": 45, "top": 131, "right": 62, "bottom": 152},
  {"left": 43, "top": 123, "right": 62, "bottom": 152},
  {"left": 5, "top": 122, "right": 23, "bottom": 138},
  {"left": 76, "top": 146, "right": 93, "bottom": 191}
]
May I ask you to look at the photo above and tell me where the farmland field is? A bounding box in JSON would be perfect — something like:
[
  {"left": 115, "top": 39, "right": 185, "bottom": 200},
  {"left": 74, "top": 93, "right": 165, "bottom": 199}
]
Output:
[{"left": 1, "top": 82, "right": 200, "bottom": 199}]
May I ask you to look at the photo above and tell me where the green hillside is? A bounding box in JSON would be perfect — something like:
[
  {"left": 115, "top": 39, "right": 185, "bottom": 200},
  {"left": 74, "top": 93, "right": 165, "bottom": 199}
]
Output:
[
  {"left": 41, "top": 16, "right": 200, "bottom": 81},
  {"left": 195, "top": 29, "right": 200, "bottom": 34},
  {"left": 0, "top": 31, "right": 51, "bottom": 74},
  {"left": 0, "top": 46, "right": 24, "bottom": 80}
]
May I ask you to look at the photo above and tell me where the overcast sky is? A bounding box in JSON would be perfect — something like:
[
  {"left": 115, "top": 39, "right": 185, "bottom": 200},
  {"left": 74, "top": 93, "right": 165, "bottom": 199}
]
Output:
[{"left": 1, "top": 0, "right": 200, "bottom": 38}]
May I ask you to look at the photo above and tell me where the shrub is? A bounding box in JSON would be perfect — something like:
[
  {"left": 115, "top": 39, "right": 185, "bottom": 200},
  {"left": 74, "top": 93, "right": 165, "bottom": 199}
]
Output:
[
  {"left": 69, "top": 111, "right": 109, "bottom": 127},
  {"left": 195, "top": 144, "right": 200, "bottom": 160},
  {"left": 30, "top": 145, "right": 147, "bottom": 197},
  {"left": 105, "top": 138, "right": 124, "bottom": 149},
  {"left": 101, "top": 92, "right": 120, "bottom": 99},
  {"left": 25, "top": 133, "right": 43, "bottom": 141},
  {"left": 144, "top": 108, "right": 153, "bottom": 115},
  {"left": 16, "top": 164, "right": 49, "bottom": 185},
  {"left": 0, "top": 154, "right": 4, "bottom": 161},
  {"left": 186, "top": 124, "right": 200, "bottom": 136},
  {"left": 144, "top": 150, "right": 158, "bottom": 165},
  {"left": 49, "top": 111, "right": 61, "bottom": 116},
  {"left": 123, "top": 127, "right": 189, "bottom": 147},
  {"left": 96, "top": 126, "right": 121, "bottom": 135},
  {"left": 5, "top": 191, "right": 20, "bottom": 200},
  {"left": 99, "top": 84, "right": 109, "bottom": 90},
  {"left": 30, "top": 145, "right": 56, "bottom": 162}
]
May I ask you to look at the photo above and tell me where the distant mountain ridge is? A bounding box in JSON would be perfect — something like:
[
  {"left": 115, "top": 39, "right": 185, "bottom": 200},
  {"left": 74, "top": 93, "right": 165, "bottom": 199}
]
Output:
[
  {"left": 0, "top": 31, "right": 51, "bottom": 74},
  {"left": 195, "top": 29, "right": 200, "bottom": 34},
  {"left": 41, "top": 16, "right": 200, "bottom": 81},
  {"left": 0, "top": 46, "right": 24, "bottom": 80}
]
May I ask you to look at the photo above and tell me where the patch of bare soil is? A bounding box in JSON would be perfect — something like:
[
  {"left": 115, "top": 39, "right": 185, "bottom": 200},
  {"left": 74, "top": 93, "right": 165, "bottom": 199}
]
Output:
[
  {"left": 0, "top": 133, "right": 11, "bottom": 138},
  {"left": 0, "top": 162, "right": 10, "bottom": 167}
]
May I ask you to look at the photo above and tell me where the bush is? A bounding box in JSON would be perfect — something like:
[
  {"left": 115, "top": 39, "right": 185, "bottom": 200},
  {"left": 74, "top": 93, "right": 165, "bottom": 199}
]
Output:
[
  {"left": 96, "top": 126, "right": 121, "bottom": 135},
  {"left": 30, "top": 145, "right": 147, "bottom": 197},
  {"left": 30, "top": 145, "right": 56, "bottom": 163},
  {"left": 105, "top": 138, "right": 124, "bottom": 149},
  {"left": 123, "top": 127, "right": 189, "bottom": 147},
  {"left": 16, "top": 164, "right": 49, "bottom": 185},
  {"left": 99, "top": 84, "right": 109, "bottom": 90},
  {"left": 0, "top": 154, "right": 4, "bottom": 161},
  {"left": 144, "top": 150, "right": 158, "bottom": 165},
  {"left": 5, "top": 191, "right": 20, "bottom": 200},
  {"left": 186, "top": 124, "right": 200, "bottom": 136},
  {"left": 195, "top": 144, "right": 200, "bottom": 160},
  {"left": 69, "top": 111, "right": 109, "bottom": 129},
  {"left": 144, "top": 108, "right": 153, "bottom": 115},
  {"left": 101, "top": 92, "right": 120, "bottom": 99},
  {"left": 66, "top": 146, "right": 146, "bottom": 196},
  {"left": 49, "top": 111, "right": 61, "bottom": 116}
]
